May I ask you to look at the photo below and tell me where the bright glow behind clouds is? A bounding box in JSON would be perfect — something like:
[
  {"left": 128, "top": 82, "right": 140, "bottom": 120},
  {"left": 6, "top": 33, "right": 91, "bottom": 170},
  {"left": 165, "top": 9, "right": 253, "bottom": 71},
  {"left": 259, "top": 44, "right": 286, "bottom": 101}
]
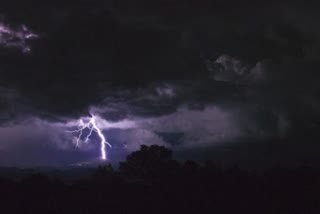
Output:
[{"left": 0, "top": 21, "right": 38, "bottom": 53}]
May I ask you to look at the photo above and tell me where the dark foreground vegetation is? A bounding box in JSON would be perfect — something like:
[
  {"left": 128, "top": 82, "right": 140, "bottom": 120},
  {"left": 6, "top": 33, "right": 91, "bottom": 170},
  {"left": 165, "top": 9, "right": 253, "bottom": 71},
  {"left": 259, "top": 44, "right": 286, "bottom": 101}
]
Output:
[{"left": 1, "top": 145, "right": 320, "bottom": 214}]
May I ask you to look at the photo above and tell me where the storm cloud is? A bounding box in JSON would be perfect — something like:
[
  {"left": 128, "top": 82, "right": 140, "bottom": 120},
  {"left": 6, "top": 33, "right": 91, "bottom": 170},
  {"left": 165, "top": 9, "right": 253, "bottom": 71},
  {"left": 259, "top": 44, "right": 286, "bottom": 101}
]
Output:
[{"left": 0, "top": 0, "right": 319, "bottom": 166}]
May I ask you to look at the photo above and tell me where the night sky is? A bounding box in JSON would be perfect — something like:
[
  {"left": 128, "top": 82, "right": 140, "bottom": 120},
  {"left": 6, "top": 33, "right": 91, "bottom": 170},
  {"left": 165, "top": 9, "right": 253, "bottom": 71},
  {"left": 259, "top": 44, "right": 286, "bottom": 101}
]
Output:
[{"left": 0, "top": 0, "right": 320, "bottom": 168}]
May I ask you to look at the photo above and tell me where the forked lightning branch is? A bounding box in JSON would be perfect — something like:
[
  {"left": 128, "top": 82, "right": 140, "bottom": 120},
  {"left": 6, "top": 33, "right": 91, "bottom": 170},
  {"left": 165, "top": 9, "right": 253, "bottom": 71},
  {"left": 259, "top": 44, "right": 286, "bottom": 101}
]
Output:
[{"left": 66, "top": 114, "right": 112, "bottom": 160}]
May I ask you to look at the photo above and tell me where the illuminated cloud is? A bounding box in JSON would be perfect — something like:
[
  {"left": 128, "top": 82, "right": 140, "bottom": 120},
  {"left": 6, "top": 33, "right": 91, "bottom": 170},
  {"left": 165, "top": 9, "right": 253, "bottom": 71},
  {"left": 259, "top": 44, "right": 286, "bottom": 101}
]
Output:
[
  {"left": 137, "top": 106, "right": 244, "bottom": 147},
  {"left": 0, "top": 21, "right": 38, "bottom": 53},
  {"left": 155, "top": 84, "right": 176, "bottom": 98},
  {"left": 63, "top": 115, "right": 137, "bottom": 130}
]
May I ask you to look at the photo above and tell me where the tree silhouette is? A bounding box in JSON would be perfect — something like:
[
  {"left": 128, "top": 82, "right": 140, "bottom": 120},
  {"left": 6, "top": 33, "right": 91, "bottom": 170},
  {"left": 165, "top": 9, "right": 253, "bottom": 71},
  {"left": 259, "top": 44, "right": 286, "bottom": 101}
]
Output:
[
  {"left": 119, "top": 145, "right": 172, "bottom": 181},
  {"left": 1, "top": 145, "right": 320, "bottom": 214}
]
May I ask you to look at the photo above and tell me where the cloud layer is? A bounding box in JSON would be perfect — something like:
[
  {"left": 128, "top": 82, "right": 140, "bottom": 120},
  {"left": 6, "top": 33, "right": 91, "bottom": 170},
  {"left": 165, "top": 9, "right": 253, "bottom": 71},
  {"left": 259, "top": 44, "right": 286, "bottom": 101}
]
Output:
[{"left": 0, "top": 1, "right": 319, "bottom": 166}]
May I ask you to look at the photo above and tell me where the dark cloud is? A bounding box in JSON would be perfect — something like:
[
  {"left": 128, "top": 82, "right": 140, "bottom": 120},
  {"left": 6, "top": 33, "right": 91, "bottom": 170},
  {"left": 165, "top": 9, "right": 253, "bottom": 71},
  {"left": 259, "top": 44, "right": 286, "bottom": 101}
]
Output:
[
  {"left": 0, "top": 1, "right": 314, "bottom": 116},
  {"left": 0, "top": 0, "right": 319, "bottom": 166}
]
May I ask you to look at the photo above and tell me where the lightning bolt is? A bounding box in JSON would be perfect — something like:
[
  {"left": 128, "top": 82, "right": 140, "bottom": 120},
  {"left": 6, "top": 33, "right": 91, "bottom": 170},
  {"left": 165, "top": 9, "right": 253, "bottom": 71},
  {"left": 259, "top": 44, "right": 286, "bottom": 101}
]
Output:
[{"left": 66, "top": 114, "right": 111, "bottom": 160}]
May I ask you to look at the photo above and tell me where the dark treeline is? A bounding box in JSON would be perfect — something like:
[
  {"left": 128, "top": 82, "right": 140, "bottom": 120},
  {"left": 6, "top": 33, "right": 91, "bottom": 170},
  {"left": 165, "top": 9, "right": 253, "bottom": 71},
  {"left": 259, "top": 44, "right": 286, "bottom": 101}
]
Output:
[{"left": 1, "top": 145, "right": 320, "bottom": 214}]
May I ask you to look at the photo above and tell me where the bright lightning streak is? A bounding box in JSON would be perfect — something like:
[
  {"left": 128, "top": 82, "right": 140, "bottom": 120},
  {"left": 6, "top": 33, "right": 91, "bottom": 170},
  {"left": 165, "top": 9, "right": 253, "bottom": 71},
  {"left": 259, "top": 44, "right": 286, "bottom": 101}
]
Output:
[{"left": 66, "top": 114, "right": 111, "bottom": 160}]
